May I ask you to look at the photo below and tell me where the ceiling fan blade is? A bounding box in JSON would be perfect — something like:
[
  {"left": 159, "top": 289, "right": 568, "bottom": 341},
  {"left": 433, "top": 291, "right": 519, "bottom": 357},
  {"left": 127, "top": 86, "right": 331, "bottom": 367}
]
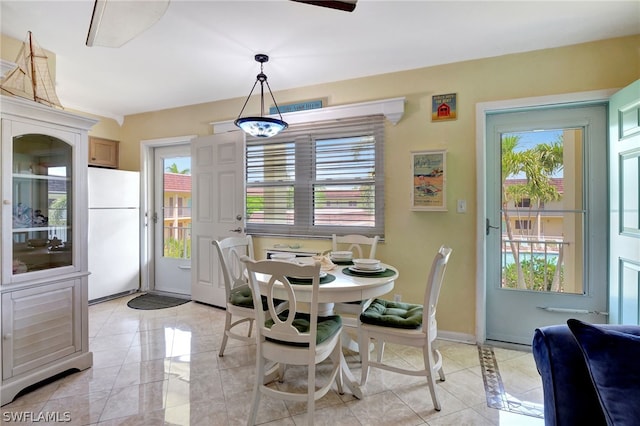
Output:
[
  {"left": 86, "top": 0, "right": 170, "bottom": 47},
  {"left": 291, "top": 0, "right": 357, "bottom": 12}
]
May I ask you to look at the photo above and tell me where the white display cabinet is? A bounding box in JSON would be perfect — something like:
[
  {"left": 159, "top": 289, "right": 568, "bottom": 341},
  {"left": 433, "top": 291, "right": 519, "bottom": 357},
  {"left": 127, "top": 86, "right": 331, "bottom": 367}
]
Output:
[{"left": 0, "top": 95, "right": 97, "bottom": 405}]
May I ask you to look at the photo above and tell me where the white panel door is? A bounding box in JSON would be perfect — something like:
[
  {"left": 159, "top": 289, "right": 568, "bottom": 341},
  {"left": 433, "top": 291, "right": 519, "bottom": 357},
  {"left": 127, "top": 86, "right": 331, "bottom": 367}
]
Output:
[
  {"left": 191, "top": 131, "right": 245, "bottom": 307},
  {"left": 609, "top": 79, "right": 640, "bottom": 324}
]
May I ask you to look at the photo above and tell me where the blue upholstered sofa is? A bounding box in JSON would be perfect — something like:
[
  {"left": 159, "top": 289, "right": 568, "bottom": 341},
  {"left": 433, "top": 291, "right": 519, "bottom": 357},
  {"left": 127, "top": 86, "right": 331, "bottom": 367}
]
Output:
[{"left": 532, "top": 323, "right": 640, "bottom": 426}]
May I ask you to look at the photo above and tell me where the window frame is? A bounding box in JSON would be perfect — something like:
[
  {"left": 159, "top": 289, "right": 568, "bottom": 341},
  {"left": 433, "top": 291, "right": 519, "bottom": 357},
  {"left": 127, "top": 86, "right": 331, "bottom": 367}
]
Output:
[{"left": 245, "top": 115, "right": 385, "bottom": 238}]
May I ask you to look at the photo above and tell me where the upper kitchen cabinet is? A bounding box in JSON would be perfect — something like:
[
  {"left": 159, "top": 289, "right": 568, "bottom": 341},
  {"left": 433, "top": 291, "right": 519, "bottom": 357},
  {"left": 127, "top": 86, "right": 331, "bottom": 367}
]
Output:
[
  {"left": 0, "top": 95, "right": 97, "bottom": 406},
  {"left": 88, "top": 136, "right": 119, "bottom": 168}
]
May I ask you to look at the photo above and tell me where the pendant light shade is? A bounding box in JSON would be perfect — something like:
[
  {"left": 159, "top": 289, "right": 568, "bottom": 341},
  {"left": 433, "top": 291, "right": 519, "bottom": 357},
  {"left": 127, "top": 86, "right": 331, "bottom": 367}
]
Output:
[{"left": 234, "top": 54, "right": 288, "bottom": 138}]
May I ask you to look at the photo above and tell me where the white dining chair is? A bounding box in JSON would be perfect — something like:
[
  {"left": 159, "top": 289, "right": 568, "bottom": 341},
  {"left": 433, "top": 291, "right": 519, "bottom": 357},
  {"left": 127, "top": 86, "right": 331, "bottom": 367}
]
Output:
[
  {"left": 358, "top": 245, "right": 452, "bottom": 411},
  {"left": 242, "top": 257, "right": 344, "bottom": 426},
  {"left": 212, "top": 235, "right": 258, "bottom": 357},
  {"left": 332, "top": 234, "right": 379, "bottom": 259},
  {"left": 331, "top": 234, "right": 380, "bottom": 352}
]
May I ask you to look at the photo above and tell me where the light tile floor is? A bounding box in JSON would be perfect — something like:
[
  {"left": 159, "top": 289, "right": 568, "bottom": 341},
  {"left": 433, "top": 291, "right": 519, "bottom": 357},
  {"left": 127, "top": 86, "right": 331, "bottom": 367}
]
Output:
[{"left": 1, "top": 294, "right": 545, "bottom": 425}]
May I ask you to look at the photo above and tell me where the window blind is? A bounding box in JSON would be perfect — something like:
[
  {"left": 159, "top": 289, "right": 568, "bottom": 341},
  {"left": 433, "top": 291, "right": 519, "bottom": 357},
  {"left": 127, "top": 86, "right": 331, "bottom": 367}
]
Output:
[{"left": 246, "top": 115, "right": 385, "bottom": 238}]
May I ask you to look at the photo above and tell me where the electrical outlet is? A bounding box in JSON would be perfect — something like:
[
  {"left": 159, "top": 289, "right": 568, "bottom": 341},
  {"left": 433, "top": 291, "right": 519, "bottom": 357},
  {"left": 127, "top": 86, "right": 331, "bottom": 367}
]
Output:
[{"left": 394, "top": 294, "right": 401, "bottom": 302}]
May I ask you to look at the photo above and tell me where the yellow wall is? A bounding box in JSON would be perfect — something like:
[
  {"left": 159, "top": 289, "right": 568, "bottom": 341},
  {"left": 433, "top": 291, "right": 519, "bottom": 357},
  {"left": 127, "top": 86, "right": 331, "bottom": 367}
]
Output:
[
  {"left": 3, "top": 32, "right": 639, "bottom": 338},
  {"left": 119, "top": 35, "right": 639, "bottom": 337}
]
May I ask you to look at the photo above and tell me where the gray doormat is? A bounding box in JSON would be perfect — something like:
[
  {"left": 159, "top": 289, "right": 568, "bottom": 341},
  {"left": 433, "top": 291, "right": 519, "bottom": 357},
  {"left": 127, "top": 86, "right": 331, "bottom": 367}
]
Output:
[{"left": 127, "top": 293, "right": 190, "bottom": 310}]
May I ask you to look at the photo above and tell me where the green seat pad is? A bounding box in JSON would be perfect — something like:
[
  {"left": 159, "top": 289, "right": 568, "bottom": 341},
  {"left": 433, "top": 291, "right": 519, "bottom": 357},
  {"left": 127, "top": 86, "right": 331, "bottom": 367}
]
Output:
[
  {"left": 265, "top": 311, "right": 342, "bottom": 347},
  {"left": 229, "top": 285, "right": 254, "bottom": 308},
  {"left": 360, "top": 298, "right": 423, "bottom": 329},
  {"left": 229, "top": 285, "right": 276, "bottom": 310}
]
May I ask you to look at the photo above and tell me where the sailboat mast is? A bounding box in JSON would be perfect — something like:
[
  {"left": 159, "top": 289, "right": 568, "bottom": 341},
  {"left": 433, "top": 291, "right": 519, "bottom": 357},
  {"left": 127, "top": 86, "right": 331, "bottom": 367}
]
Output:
[
  {"left": 2, "top": 30, "right": 63, "bottom": 108},
  {"left": 28, "top": 31, "right": 37, "bottom": 102}
]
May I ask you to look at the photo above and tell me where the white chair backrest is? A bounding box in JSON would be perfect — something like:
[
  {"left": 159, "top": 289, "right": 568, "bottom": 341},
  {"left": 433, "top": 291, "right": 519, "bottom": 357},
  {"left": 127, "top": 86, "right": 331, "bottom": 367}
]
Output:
[
  {"left": 332, "top": 234, "right": 380, "bottom": 259},
  {"left": 423, "top": 246, "right": 452, "bottom": 327},
  {"left": 213, "top": 235, "right": 255, "bottom": 298},
  {"left": 243, "top": 257, "right": 322, "bottom": 348}
]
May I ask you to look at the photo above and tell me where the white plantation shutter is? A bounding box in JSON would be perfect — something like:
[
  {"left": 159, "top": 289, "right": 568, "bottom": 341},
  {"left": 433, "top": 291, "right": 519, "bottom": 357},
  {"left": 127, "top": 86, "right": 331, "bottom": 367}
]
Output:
[{"left": 246, "top": 115, "right": 384, "bottom": 238}]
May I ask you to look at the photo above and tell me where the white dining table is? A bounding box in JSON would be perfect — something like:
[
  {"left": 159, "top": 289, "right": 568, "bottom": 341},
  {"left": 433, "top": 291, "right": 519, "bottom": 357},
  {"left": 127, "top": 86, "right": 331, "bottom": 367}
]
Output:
[{"left": 253, "top": 262, "right": 399, "bottom": 399}]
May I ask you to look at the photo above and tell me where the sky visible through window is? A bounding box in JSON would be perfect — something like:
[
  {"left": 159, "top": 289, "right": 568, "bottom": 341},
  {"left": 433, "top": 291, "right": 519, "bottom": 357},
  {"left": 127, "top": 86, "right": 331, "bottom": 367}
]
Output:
[
  {"left": 165, "top": 157, "right": 191, "bottom": 174},
  {"left": 504, "top": 129, "right": 564, "bottom": 179}
]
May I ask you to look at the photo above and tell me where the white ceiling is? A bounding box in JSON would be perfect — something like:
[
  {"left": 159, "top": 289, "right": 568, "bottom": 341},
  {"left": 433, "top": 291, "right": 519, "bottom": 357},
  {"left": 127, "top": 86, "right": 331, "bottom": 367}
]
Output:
[{"left": 1, "top": 1, "right": 638, "bottom": 123}]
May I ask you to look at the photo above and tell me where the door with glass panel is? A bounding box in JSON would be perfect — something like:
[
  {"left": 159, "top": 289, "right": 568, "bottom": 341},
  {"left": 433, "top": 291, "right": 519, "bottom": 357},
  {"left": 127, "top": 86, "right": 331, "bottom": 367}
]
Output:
[
  {"left": 485, "top": 104, "right": 608, "bottom": 345},
  {"left": 153, "top": 145, "right": 191, "bottom": 295}
]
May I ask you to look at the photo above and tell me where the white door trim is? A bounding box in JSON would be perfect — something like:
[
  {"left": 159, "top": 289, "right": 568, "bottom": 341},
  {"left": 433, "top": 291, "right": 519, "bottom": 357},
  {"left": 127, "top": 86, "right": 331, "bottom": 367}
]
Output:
[
  {"left": 139, "top": 135, "right": 197, "bottom": 293},
  {"left": 474, "top": 89, "right": 616, "bottom": 344}
]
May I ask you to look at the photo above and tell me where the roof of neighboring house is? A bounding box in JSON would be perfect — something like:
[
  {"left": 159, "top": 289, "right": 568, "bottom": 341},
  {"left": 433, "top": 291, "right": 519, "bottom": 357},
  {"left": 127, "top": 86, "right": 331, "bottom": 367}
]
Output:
[
  {"left": 164, "top": 173, "right": 191, "bottom": 193},
  {"left": 504, "top": 177, "right": 564, "bottom": 194}
]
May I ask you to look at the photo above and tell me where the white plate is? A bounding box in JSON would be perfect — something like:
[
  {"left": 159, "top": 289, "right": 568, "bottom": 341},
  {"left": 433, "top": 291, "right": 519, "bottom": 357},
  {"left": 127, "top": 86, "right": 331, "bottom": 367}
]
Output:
[
  {"left": 288, "top": 271, "right": 328, "bottom": 280},
  {"left": 270, "top": 253, "right": 297, "bottom": 261},
  {"left": 348, "top": 266, "right": 385, "bottom": 274}
]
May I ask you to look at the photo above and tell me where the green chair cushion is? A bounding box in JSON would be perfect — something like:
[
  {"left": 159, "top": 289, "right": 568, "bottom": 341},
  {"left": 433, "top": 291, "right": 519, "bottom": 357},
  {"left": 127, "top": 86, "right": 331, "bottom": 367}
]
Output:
[
  {"left": 229, "top": 285, "right": 276, "bottom": 310},
  {"left": 229, "top": 285, "right": 254, "bottom": 308},
  {"left": 266, "top": 311, "right": 342, "bottom": 347},
  {"left": 360, "top": 298, "right": 423, "bottom": 329}
]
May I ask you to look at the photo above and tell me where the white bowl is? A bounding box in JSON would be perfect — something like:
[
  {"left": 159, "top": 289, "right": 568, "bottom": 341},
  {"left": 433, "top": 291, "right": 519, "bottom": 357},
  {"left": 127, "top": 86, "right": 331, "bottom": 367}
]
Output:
[
  {"left": 331, "top": 251, "right": 353, "bottom": 259},
  {"left": 353, "top": 258, "right": 381, "bottom": 270},
  {"left": 270, "top": 253, "right": 296, "bottom": 261}
]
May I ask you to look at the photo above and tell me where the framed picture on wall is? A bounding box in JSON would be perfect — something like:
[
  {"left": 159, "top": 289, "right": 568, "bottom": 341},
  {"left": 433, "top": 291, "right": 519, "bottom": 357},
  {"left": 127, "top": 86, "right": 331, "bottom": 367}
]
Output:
[
  {"left": 431, "top": 93, "right": 457, "bottom": 121},
  {"left": 411, "top": 150, "right": 447, "bottom": 211}
]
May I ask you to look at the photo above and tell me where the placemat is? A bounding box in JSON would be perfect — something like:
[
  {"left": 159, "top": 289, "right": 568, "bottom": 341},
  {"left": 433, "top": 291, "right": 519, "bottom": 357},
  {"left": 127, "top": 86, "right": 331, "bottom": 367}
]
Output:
[
  {"left": 331, "top": 259, "right": 354, "bottom": 265},
  {"left": 286, "top": 274, "right": 337, "bottom": 285},
  {"left": 341, "top": 267, "right": 396, "bottom": 278}
]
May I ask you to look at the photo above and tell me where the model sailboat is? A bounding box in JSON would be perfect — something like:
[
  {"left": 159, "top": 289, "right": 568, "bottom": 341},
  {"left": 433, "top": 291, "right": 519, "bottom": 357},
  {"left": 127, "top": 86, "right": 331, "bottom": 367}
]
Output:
[{"left": 0, "top": 31, "right": 62, "bottom": 108}]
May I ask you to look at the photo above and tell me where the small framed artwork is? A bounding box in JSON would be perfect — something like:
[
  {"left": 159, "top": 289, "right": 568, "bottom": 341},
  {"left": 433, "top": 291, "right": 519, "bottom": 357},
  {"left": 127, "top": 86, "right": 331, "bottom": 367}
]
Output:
[
  {"left": 431, "top": 93, "right": 457, "bottom": 121},
  {"left": 411, "top": 150, "right": 447, "bottom": 211}
]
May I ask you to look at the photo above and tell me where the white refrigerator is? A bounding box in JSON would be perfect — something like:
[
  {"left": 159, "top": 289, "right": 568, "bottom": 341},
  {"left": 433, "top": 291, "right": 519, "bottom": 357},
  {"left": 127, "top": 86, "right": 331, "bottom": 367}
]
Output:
[{"left": 88, "top": 167, "right": 140, "bottom": 301}]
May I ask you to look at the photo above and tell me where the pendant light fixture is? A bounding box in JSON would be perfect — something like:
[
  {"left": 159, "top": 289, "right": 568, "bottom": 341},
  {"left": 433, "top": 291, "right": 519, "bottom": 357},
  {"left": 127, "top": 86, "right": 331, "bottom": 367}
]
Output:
[{"left": 234, "top": 54, "right": 288, "bottom": 138}]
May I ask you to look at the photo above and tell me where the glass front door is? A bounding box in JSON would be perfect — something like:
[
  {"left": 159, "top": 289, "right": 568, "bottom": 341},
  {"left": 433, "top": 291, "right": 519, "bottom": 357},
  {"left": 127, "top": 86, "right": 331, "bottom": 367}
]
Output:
[
  {"left": 153, "top": 144, "right": 192, "bottom": 295},
  {"left": 485, "top": 104, "right": 608, "bottom": 345}
]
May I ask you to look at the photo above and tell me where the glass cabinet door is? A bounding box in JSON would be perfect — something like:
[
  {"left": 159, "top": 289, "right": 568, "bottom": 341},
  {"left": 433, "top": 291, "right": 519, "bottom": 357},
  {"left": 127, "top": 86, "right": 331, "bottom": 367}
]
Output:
[{"left": 12, "top": 133, "right": 73, "bottom": 275}]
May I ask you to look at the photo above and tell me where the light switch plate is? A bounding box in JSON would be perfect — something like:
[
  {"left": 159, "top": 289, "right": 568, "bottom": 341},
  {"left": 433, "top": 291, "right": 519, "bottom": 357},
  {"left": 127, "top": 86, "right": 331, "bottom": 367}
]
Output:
[{"left": 457, "top": 199, "right": 467, "bottom": 213}]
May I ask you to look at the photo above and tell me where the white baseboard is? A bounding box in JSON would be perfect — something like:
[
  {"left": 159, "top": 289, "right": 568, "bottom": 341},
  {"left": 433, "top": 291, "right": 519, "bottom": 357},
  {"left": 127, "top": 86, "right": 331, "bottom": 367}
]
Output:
[{"left": 438, "top": 330, "right": 477, "bottom": 344}]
